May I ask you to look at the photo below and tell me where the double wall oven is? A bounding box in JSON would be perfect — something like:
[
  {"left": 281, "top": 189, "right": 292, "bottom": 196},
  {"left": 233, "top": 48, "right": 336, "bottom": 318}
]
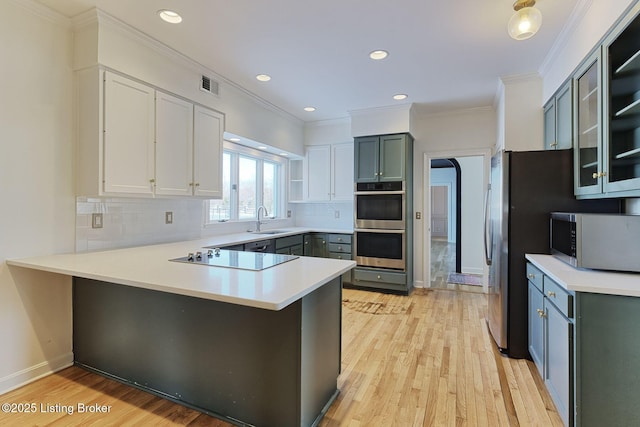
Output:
[{"left": 354, "top": 181, "right": 406, "bottom": 270}]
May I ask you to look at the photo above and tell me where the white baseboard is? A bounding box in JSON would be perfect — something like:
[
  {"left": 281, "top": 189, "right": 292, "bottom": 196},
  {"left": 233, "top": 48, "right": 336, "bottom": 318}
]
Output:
[
  {"left": 462, "top": 267, "right": 484, "bottom": 275},
  {"left": 0, "top": 353, "right": 73, "bottom": 395},
  {"left": 413, "top": 280, "right": 425, "bottom": 288}
]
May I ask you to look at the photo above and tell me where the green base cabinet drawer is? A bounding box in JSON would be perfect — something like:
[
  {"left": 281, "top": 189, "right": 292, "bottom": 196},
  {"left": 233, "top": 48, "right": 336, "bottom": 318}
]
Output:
[
  {"left": 544, "top": 276, "right": 574, "bottom": 318},
  {"left": 328, "top": 234, "right": 352, "bottom": 244},
  {"left": 526, "top": 263, "right": 544, "bottom": 292},
  {"left": 328, "top": 243, "right": 351, "bottom": 253},
  {"left": 351, "top": 268, "right": 408, "bottom": 293}
]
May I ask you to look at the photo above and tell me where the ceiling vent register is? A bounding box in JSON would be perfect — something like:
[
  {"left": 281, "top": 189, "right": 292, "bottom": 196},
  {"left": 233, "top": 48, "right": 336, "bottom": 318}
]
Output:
[{"left": 200, "top": 75, "right": 219, "bottom": 95}]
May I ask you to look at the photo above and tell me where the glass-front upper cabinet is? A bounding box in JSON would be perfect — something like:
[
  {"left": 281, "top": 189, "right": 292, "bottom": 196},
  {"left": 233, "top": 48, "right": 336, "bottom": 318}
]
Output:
[
  {"left": 603, "top": 9, "right": 640, "bottom": 193},
  {"left": 574, "top": 50, "right": 603, "bottom": 196}
]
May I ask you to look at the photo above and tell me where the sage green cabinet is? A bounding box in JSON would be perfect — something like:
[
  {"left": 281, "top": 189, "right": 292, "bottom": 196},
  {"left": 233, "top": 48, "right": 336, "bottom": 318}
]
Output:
[
  {"left": 528, "top": 279, "right": 545, "bottom": 376},
  {"left": 527, "top": 263, "right": 574, "bottom": 427},
  {"left": 573, "top": 2, "right": 640, "bottom": 198},
  {"left": 328, "top": 234, "right": 352, "bottom": 285},
  {"left": 354, "top": 133, "right": 412, "bottom": 182},
  {"left": 275, "top": 234, "right": 304, "bottom": 255},
  {"left": 574, "top": 49, "right": 603, "bottom": 197},
  {"left": 312, "top": 233, "right": 328, "bottom": 257},
  {"left": 602, "top": 6, "right": 640, "bottom": 195},
  {"left": 544, "top": 81, "right": 573, "bottom": 150}
]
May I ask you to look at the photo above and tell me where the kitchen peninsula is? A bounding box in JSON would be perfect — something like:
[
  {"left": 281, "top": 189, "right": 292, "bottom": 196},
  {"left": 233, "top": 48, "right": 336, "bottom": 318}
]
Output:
[{"left": 8, "top": 233, "right": 355, "bottom": 427}]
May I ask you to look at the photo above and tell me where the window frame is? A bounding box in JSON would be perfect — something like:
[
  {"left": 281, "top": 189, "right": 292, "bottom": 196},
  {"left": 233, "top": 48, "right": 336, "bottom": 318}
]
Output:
[{"left": 205, "top": 141, "right": 287, "bottom": 225}]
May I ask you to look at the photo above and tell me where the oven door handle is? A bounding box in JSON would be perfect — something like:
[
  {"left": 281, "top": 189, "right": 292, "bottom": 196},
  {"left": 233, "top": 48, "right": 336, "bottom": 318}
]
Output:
[
  {"left": 354, "top": 190, "right": 405, "bottom": 195},
  {"left": 355, "top": 228, "right": 405, "bottom": 234}
]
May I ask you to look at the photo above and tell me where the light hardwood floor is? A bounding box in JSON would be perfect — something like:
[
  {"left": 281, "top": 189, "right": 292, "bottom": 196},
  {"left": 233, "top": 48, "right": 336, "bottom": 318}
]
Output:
[{"left": 0, "top": 288, "right": 562, "bottom": 427}]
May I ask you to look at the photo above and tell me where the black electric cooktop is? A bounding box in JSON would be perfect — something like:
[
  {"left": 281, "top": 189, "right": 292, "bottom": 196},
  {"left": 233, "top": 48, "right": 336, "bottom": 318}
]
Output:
[{"left": 169, "top": 249, "right": 298, "bottom": 271}]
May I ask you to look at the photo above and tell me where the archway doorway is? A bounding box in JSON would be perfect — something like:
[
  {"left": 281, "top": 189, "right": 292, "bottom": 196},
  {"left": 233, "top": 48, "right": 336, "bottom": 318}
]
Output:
[{"left": 430, "top": 158, "right": 461, "bottom": 274}]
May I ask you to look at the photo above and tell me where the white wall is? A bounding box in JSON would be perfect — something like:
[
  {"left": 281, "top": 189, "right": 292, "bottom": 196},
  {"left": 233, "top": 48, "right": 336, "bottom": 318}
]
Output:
[
  {"left": 457, "top": 157, "right": 485, "bottom": 275},
  {"left": 412, "top": 106, "right": 496, "bottom": 286},
  {"left": 0, "top": 0, "right": 75, "bottom": 393},
  {"left": 350, "top": 104, "right": 413, "bottom": 137},
  {"left": 496, "top": 74, "right": 544, "bottom": 152}
]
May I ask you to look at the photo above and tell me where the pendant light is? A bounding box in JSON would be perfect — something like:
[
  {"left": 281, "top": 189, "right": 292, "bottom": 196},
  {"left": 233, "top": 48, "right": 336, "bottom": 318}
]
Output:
[{"left": 508, "top": 0, "right": 542, "bottom": 40}]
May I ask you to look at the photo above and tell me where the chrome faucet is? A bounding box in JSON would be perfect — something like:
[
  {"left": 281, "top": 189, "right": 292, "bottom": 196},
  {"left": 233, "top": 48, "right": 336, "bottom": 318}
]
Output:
[{"left": 256, "top": 205, "right": 268, "bottom": 232}]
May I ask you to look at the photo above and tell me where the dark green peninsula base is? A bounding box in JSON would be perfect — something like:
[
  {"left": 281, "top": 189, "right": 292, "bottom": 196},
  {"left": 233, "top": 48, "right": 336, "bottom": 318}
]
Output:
[{"left": 73, "top": 276, "right": 342, "bottom": 427}]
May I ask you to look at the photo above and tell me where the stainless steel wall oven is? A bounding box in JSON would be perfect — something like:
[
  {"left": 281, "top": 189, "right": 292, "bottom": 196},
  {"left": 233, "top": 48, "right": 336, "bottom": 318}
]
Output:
[
  {"left": 354, "top": 228, "right": 405, "bottom": 270},
  {"left": 354, "top": 181, "right": 405, "bottom": 229}
]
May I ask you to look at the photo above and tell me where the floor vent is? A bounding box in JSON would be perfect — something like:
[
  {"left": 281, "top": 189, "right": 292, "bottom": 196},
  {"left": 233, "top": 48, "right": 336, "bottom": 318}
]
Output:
[{"left": 200, "top": 75, "right": 219, "bottom": 95}]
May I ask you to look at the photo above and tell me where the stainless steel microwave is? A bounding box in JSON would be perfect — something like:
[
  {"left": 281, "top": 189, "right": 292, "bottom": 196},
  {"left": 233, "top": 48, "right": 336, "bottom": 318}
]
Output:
[{"left": 550, "top": 212, "right": 640, "bottom": 273}]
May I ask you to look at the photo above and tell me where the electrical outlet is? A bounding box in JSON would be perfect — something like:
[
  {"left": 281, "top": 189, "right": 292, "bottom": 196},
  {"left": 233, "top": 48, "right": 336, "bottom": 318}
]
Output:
[
  {"left": 416, "top": 212, "right": 422, "bottom": 220},
  {"left": 165, "top": 211, "right": 173, "bottom": 224},
  {"left": 91, "top": 213, "right": 103, "bottom": 229},
  {"left": 335, "top": 210, "right": 340, "bottom": 219},
  {"left": 287, "top": 210, "right": 292, "bottom": 218}
]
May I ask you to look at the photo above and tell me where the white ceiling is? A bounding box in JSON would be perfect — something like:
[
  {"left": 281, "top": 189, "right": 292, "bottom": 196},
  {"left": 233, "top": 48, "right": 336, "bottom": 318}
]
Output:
[{"left": 36, "top": 0, "right": 579, "bottom": 122}]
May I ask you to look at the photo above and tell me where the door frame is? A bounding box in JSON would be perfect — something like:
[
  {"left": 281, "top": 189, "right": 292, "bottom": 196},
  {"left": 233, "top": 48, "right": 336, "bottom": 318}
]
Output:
[{"left": 423, "top": 148, "right": 491, "bottom": 292}]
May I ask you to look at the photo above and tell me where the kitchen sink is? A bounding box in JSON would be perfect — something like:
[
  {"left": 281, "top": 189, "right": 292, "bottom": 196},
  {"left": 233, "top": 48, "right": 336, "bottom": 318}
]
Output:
[{"left": 254, "top": 230, "right": 288, "bottom": 235}]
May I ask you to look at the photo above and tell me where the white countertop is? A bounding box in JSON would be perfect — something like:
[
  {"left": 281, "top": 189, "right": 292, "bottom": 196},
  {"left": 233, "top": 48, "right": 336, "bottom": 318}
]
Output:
[
  {"left": 525, "top": 254, "right": 640, "bottom": 297},
  {"left": 7, "top": 228, "right": 355, "bottom": 311}
]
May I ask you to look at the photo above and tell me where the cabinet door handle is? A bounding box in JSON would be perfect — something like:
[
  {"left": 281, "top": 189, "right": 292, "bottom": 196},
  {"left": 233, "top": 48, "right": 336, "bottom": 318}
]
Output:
[
  {"left": 528, "top": 273, "right": 536, "bottom": 279},
  {"left": 551, "top": 141, "right": 558, "bottom": 147},
  {"left": 592, "top": 171, "right": 608, "bottom": 179},
  {"left": 377, "top": 275, "right": 382, "bottom": 279},
  {"left": 547, "top": 291, "right": 556, "bottom": 298},
  {"left": 537, "top": 309, "right": 546, "bottom": 318}
]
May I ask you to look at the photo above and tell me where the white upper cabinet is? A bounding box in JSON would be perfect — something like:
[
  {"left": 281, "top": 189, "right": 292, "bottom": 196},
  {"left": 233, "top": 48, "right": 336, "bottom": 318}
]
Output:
[
  {"left": 193, "top": 105, "right": 224, "bottom": 198},
  {"left": 304, "top": 143, "right": 354, "bottom": 202},
  {"left": 306, "top": 145, "right": 332, "bottom": 201},
  {"left": 331, "top": 142, "right": 354, "bottom": 201},
  {"left": 103, "top": 71, "right": 156, "bottom": 195},
  {"left": 155, "top": 91, "right": 194, "bottom": 196},
  {"left": 76, "top": 67, "right": 224, "bottom": 198}
]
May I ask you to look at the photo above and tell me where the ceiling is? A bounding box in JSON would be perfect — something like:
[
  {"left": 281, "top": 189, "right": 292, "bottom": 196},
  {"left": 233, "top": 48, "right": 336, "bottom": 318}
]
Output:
[{"left": 36, "top": 0, "right": 579, "bottom": 122}]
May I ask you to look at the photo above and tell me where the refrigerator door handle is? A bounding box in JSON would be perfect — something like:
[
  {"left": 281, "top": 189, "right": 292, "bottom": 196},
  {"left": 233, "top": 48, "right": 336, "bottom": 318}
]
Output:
[{"left": 483, "top": 183, "right": 492, "bottom": 265}]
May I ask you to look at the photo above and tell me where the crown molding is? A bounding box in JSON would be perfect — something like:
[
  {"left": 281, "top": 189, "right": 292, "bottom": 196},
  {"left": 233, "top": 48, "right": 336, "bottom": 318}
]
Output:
[
  {"left": 9, "top": 0, "right": 71, "bottom": 28},
  {"left": 499, "top": 72, "right": 541, "bottom": 85},
  {"left": 538, "top": 0, "right": 594, "bottom": 77},
  {"left": 72, "top": 8, "right": 302, "bottom": 126},
  {"left": 414, "top": 105, "right": 495, "bottom": 119},
  {"left": 304, "top": 117, "right": 351, "bottom": 129},
  {"left": 348, "top": 102, "right": 414, "bottom": 118}
]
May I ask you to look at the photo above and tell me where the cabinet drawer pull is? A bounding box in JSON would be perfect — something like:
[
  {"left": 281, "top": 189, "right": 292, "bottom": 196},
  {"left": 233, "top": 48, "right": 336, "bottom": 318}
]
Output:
[
  {"left": 547, "top": 291, "right": 556, "bottom": 298},
  {"left": 377, "top": 275, "right": 382, "bottom": 279}
]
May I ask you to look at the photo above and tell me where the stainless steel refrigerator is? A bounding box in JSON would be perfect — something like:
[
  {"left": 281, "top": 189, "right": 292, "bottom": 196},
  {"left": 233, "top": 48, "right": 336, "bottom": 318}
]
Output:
[{"left": 484, "top": 149, "right": 620, "bottom": 359}]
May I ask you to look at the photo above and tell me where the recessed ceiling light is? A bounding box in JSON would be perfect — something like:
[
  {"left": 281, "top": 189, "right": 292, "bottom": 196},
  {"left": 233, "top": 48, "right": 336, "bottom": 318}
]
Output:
[
  {"left": 369, "top": 50, "right": 388, "bottom": 60},
  {"left": 393, "top": 94, "right": 408, "bottom": 100},
  {"left": 303, "top": 106, "right": 316, "bottom": 112},
  {"left": 257, "top": 146, "right": 268, "bottom": 150},
  {"left": 157, "top": 9, "right": 182, "bottom": 24},
  {"left": 256, "top": 74, "right": 271, "bottom": 82},
  {"left": 229, "top": 137, "right": 241, "bottom": 142}
]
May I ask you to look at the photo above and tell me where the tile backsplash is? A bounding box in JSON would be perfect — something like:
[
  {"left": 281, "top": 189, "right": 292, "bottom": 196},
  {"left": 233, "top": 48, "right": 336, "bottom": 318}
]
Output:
[
  {"left": 75, "top": 197, "right": 353, "bottom": 253},
  {"left": 292, "top": 201, "right": 354, "bottom": 229},
  {"left": 76, "top": 197, "right": 204, "bottom": 252}
]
